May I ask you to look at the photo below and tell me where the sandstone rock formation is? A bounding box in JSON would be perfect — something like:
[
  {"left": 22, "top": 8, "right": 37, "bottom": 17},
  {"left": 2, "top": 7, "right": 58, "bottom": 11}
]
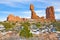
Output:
[
  {"left": 7, "top": 5, "right": 56, "bottom": 23},
  {"left": 30, "top": 4, "right": 45, "bottom": 22},
  {"left": 39, "top": 17, "right": 45, "bottom": 22},
  {"left": 46, "top": 6, "right": 55, "bottom": 21},
  {"left": 7, "top": 14, "right": 22, "bottom": 22},
  {"left": 16, "top": 16, "right": 21, "bottom": 22},
  {"left": 30, "top": 4, "right": 40, "bottom": 19}
]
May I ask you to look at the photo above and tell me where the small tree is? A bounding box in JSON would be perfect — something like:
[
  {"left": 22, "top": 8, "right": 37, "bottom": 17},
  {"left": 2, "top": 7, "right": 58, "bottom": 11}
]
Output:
[{"left": 19, "top": 22, "right": 33, "bottom": 38}]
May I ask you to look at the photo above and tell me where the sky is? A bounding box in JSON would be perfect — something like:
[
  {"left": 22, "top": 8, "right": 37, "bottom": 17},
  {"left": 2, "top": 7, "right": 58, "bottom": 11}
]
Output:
[{"left": 0, "top": 0, "right": 60, "bottom": 21}]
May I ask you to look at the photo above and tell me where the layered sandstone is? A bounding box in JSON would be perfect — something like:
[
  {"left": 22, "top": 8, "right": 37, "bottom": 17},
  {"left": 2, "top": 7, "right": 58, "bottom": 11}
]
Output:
[
  {"left": 7, "top": 14, "right": 22, "bottom": 22},
  {"left": 46, "top": 6, "right": 55, "bottom": 21}
]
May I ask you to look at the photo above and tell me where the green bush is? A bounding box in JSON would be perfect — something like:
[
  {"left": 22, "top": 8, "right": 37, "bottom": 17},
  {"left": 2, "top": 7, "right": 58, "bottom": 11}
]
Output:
[
  {"left": 19, "top": 22, "right": 33, "bottom": 38},
  {"left": 2, "top": 22, "right": 15, "bottom": 31}
]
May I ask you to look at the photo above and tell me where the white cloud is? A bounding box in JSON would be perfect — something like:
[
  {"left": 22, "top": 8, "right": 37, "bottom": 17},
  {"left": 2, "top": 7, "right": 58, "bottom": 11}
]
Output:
[
  {"left": 55, "top": 14, "right": 60, "bottom": 19},
  {"left": 0, "top": 18, "right": 6, "bottom": 21},
  {"left": 21, "top": 11, "right": 31, "bottom": 14},
  {"left": 35, "top": 10, "right": 45, "bottom": 17},
  {"left": 0, "top": 11, "right": 14, "bottom": 14},
  {"left": 55, "top": 9, "right": 60, "bottom": 12}
]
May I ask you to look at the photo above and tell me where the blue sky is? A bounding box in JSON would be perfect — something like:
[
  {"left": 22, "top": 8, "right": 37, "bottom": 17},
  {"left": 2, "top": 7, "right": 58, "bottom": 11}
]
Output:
[{"left": 0, "top": 0, "right": 60, "bottom": 21}]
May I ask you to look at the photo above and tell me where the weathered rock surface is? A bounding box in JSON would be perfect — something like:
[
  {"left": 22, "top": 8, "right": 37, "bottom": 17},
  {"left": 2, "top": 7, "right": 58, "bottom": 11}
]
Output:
[
  {"left": 7, "top": 14, "right": 22, "bottom": 22},
  {"left": 30, "top": 4, "right": 40, "bottom": 19},
  {"left": 46, "top": 6, "right": 55, "bottom": 21},
  {"left": 30, "top": 4, "right": 45, "bottom": 22},
  {"left": 33, "top": 32, "right": 58, "bottom": 40}
]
